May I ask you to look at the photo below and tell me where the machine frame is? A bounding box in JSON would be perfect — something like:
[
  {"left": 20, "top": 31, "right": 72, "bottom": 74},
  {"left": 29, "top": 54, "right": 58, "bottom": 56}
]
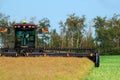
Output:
[{"left": 0, "top": 23, "right": 100, "bottom": 67}]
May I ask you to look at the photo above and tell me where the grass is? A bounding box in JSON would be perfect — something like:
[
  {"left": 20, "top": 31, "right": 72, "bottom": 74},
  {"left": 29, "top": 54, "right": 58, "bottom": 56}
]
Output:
[
  {"left": 86, "top": 55, "right": 120, "bottom": 80},
  {"left": 0, "top": 57, "right": 94, "bottom": 80}
]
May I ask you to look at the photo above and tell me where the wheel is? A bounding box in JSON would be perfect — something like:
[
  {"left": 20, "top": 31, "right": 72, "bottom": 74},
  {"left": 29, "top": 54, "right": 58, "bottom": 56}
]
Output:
[{"left": 95, "top": 53, "right": 100, "bottom": 67}]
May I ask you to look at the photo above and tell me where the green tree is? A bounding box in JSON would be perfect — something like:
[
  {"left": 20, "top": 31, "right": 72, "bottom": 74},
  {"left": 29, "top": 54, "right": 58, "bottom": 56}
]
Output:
[
  {"left": 59, "top": 14, "right": 86, "bottom": 48},
  {"left": 49, "top": 29, "right": 62, "bottom": 48},
  {"left": 37, "top": 18, "right": 50, "bottom": 48},
  {"left": 59, "top": 21, "right": 66, "bottom": 48},
  {"left": 82, "top": 27, "right": 95, "bottom": 48},
  {"left": 0, "top": 13, "right": 11, "bottom": 47},
  {"left": 93, "top": 14, "right": 120, "bottom": 54}
]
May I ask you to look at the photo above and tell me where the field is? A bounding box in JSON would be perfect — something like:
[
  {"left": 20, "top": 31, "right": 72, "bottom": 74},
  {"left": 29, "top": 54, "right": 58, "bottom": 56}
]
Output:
[
  {"left": 0, "top": 57, "right": 94, "bottom": 80},
  {"left": 0, "top": 56, "right": 120, "bottom": 80},
  {"left": 87, "top": 56, "right": 120, "bottom": 80}
]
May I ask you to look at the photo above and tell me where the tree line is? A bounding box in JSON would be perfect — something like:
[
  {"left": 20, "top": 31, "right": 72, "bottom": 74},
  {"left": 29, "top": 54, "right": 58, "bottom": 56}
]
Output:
[{"left": 0, "top": 13, "right": 120, "bottom": 55}]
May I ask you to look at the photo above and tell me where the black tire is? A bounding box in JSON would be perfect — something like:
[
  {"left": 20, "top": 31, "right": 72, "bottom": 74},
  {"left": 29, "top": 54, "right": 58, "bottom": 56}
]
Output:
[{"left": 95, "top": 53, "right": 100, "bottom": 67}]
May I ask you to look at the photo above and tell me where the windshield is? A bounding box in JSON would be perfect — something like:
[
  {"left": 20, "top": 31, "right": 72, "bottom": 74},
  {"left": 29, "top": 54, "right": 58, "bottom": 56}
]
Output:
[{"left": 15, "top": 30, "right": 35, "bottom": 47}]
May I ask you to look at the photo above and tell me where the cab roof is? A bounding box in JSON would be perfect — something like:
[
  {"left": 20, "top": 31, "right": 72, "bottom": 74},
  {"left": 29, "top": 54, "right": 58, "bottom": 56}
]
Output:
[{"left": 13, "top": 23, "right": 37, "bottom": 28}]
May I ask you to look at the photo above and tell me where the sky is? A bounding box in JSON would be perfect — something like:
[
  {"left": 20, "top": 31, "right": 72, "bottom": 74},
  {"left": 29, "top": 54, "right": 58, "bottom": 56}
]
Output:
[{"left": 0, "top": 0, "right": 120, "bottom": 32}]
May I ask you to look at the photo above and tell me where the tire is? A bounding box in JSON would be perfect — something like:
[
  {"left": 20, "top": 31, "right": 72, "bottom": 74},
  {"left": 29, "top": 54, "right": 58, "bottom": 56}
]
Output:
[{"left": 95, "top": 53, "right": 100, "bottom": 67}]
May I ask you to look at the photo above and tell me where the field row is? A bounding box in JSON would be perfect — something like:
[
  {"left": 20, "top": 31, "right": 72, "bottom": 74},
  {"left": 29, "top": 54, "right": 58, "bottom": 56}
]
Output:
[
  {"left": 0, "top": 57, "right": 94, "bottom": 80},
  {"left": 87, "top": 56, "right": 120, "bottom": 80}
]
